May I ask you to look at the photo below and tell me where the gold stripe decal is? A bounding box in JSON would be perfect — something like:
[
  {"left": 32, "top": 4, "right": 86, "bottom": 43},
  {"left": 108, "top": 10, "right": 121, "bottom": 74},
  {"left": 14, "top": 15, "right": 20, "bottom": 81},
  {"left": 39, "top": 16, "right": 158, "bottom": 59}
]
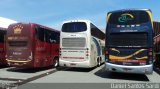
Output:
[
  {"left": 136, "top": 56, "right": 148, "bottom": 60},
  {"left": 111, "top": 48, "right": 120, "bottom": 53},
  {"left": 106, "top": 13, "right": 112, "bottom": 23},
  {"left": 6, "top": 59, "right": 32, "bottom": 63},
  {"left": 146, "top": 10, "right": 153, "bottom": 28},
  {"left": 109, "top": 49, "right": 147, "bottom": 60}
]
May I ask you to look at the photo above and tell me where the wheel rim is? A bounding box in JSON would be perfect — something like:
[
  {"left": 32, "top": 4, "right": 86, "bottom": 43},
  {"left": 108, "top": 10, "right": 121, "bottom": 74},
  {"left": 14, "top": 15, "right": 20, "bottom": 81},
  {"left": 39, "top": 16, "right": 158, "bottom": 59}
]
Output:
[
  {"left": 98, "top": 59, "right": 101, "bottom": 66},
  {"left": 98, "top": 60, "right": 100, "bottom": 66},
  {"left": 54, "top": 59, "right": 58, "bottom": 67},
  {"left": 98, "top": 58, "right": 100, "bottom": 66}
]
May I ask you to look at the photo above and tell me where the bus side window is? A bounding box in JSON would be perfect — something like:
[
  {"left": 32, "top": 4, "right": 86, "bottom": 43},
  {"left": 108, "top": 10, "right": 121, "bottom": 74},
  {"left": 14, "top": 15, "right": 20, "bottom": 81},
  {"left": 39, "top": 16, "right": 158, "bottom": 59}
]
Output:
[
  {"left": 0, "top": 30, "right": 5, "bottom": 43},
  {"left": 35, "top": 27, "right": 45, "bottom": 42},
  {"left": 53, "top": 32, "right": 60, "bottom": 44},
  {"left": 56, "top": 32, "right": 60, "bottom": 44},
  {"left": 45, "top": 30, "right": 51, "bottom": 43},
  {"left": 50, "top": 32, "right": 57, "bottom": 43}
]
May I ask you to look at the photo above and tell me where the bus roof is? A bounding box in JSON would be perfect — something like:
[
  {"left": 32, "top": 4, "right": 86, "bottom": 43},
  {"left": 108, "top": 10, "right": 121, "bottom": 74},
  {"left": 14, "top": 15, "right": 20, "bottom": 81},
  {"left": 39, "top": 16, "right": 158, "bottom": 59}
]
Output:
[
  {"left": 62, "top": 20, "right": 91, "bottom": 24},
  {"left": 108, "top": 9, "right": 151, "bottom": 14},
  {"left": 8, "top": 22, "right": 60, "bottom": 33}
]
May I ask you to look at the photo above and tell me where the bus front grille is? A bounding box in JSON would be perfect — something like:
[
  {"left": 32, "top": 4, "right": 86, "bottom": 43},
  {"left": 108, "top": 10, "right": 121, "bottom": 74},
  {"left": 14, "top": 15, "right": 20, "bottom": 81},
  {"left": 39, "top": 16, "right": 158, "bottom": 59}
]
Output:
[{"left": 62, "top": 38, "right": 86, "bottom": 47}]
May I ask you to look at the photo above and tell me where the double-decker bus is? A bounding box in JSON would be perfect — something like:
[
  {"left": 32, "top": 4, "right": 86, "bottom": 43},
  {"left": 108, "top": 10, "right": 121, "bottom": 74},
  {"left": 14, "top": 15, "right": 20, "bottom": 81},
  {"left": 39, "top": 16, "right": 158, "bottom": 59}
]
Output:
[
  {"left": 59, "top": 20, "right": 105, "bottom": 68},
  {"left": 0, "top": 27, "right": 7, "bottom": 65},
  {"left": 105, "top": 9, "right": 153, "bottom": 74},
  {"left": 6, "top": 23, "right": 60, "bottom": 68}
]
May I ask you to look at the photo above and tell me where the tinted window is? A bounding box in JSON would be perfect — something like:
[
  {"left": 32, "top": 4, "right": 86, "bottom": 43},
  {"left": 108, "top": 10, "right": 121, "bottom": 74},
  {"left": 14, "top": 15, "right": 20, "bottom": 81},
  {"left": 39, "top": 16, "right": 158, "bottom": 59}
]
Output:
[
  {"left": 62, "top": 22, "right": 87, "bottom": 32},
  {"left": 35, "top": 27, "right": 45, "bottom": 42},
  {"left": 45, "top": 30, "right": 51, "bottom": 43},
  {"left": 108, "top": 33, "right": 147, "bottom": 47},
  {"left": 108, "top": 11, "right": 150, "bottom": 25},
  {"left": 36, "top": 27, "right": 60, "bottom": 43},
  {"left": 91, "top": 23, "right": 105, "bottom": 40},
  {"left": 0, "top": 30, "right": 6, "bottom": 43},
  {"left": 8, "top": 41, "right": 27, "bottom": 47},
  {"left": 50, "top": 32, "right": 60, "bottom": 44}
]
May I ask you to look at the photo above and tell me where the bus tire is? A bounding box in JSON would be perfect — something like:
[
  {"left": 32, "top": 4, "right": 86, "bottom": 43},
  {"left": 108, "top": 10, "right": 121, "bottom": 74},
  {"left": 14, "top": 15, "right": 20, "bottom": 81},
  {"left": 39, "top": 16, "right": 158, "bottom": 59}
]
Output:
[
  {"left": 97, "top": 57, "right": 101, "bottom": 67},
  {"left": 53, "top": 57, "right": 59, "bottom": 68}
]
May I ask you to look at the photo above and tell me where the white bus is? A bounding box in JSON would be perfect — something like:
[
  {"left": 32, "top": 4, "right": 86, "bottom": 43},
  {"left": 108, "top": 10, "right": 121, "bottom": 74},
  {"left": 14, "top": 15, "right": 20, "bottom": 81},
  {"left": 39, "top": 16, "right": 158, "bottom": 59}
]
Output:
[{"left": 59, "top": 20, "right": 105, "bottom": 68}]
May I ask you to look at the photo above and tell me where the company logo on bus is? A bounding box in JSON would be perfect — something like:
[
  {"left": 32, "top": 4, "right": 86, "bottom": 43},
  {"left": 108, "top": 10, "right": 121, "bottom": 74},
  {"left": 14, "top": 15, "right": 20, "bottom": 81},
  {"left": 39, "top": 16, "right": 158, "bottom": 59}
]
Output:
[
  {"left": 13, "top": 25, "right": 23, "bottom": 34},
  {"left": 118, "top": 13, "right": 134, "bottom": 23}
]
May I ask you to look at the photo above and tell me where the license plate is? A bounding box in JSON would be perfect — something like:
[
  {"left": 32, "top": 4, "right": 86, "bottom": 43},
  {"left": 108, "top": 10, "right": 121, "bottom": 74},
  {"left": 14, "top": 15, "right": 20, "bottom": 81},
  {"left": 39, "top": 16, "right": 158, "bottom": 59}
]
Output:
[
  {"left": 123, "top": 68, "right": 132, "bottom": 72},
  {"left": 70, "top": 63, "right": 76, "bottom": 66}
]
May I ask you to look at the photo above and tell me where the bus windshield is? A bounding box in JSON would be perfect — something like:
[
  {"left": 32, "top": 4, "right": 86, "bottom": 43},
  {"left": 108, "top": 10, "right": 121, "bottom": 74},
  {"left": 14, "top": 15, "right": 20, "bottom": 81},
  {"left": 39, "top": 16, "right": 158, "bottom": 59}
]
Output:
[
  {"left": 62, "top": 22, "right": 87, "bottom": 32},
  {"left": 108, "top": 11, "right": 150, "bottom": 25}
]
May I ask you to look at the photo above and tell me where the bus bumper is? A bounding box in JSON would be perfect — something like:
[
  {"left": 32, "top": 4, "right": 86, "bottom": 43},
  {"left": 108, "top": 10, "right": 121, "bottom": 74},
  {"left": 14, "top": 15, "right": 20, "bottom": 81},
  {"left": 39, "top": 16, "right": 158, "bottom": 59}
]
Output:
[
  {"left": 59, "top": 59, "right": 93, "bottom": 68},
  {"left": 7, "top": 60, "right": 34, "bottom": 68},
  {"left": 105, "top": 62, "right": 153, "bottom": 74}
]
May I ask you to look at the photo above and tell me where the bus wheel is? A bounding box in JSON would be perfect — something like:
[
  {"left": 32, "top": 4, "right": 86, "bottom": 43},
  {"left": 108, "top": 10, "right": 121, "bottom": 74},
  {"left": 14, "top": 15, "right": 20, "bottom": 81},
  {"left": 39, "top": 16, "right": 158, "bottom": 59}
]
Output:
[
  {"left": 97, "top": 57, "right": 101, "bottom": 67},
  {"left": 53, "top": 57, "right": 59, "bottom": 68}
]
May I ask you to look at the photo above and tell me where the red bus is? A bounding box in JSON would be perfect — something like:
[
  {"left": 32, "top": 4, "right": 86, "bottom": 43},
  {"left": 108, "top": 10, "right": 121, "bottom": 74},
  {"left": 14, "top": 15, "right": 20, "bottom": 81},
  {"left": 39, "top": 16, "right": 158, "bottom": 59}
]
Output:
[
  {"left": 6, "top": 23, "right": 60, "bottom": 68},
  {"left": 0, "top": 27, "right": 7, "bottom": 65}
]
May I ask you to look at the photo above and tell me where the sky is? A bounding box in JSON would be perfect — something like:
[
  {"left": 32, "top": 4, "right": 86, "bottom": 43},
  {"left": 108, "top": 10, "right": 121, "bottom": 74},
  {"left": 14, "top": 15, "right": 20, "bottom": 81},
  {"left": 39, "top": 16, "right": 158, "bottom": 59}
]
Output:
[{"left": 0, "top": 0, "right": 159, "bottom": 30}]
